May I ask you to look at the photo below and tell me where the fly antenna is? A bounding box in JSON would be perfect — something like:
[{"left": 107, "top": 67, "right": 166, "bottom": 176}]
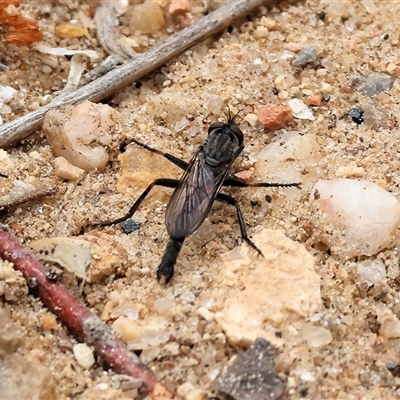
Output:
[{"left": 227, "top": 107, "right": 241, "bottom": 124}]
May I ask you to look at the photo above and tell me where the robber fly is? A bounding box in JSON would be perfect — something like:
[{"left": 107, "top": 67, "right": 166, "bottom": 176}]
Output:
[{"left": 101, "top": 113, "right": 300, "bottom": 283}]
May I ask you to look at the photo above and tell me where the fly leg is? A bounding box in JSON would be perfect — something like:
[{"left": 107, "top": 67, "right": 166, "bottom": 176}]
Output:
[
  {"left": 99, "top": 178, "right": 179, "bottom": 226},
  {"left": 157, "top": 237, "right": 185, "bottom": 284},
  {"left": 123, "top": 139, "right": 189, "bottom": 171},
  {"left": 216, "top": 192, "right": 263, "bottom": 256},
  {"left": 223, "top": 175, "right": 301, "bottom": 189}
]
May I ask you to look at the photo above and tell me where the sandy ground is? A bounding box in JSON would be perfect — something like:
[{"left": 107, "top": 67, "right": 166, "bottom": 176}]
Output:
[{"left": 2, "top": 0, "right": 400, "bottom": 399}]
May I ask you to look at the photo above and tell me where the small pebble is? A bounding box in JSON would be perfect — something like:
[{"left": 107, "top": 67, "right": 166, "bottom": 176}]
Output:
[
  {"left": 112, "top": 316, "right": 143, "bottom": 342},
  {"left": 254, "top": 26, "right": 269, "bottom": 39},
  {"left": 129, "top": 1, "right": 165, "bottom": 34},
  {"left": 292, "top": 46, "right": 317, "bottom": 66},
  {"left": 55, "top": 23, "right": 87, "bottom": 39},
  {"left": 235, "top": 167, "right": 255, "bottom": 183},
  {"left": 54, "top": 156, "right": 85, "bottom": 181},
  {"left": 41, "top": 65, "right": 52, "bottom": 75},
  {"left": 357, "top": 259, "right": 386, "bottom": 285},
  {"left": 335, "top": 165, "right": 365, "bottom": 178},
  {"left": 380, "top": 316, "right": 400, "bottom": 339},
  {"left": 260, "top": 17, "right": 276, "bottom": 30},
  {"left": 257, "top": 103, "right": 292, "bottom": 131},
  {"left": 243, "top": 112, "right": 258, "bottom": 127},
  {"left": 217, "top": 338, "right": 284, "bottom": 400},
  {"left": 197, "top": 307, "right": 215, "bottom": 322},
  {"left": 363, "top": 101, "right": 389, "bottom": 130},
  {"left": 41, "top": 314, "right": 59, "bottom": 331},
  {"left": 387, "top": 362, "right": 400, "bottom": 378},
  {"left": 177, "top": 382, "right": 195, "bottom": 397},
  {"left": 308, "top": 94, "right": 322, "bottom": 106},
  {"left": 169, "top": 0, "right": 190, "bottom": 15},
  {"left": 287, "top": 98, "right": 315, "bottom": 120},
  {"left": 301, "top": 324, "right": 333, "bottom": 348},
  {"left": 0, "top": 85, "right": 16, "bottom": 110},
  {"left": 320, "top": 81, "right": 333, "bottom": 94},
  {"left": 120, "top": 219, "right": 140, "bottom": 234},
  {"left": 347, "top": 108, "right": 364, "bottom": 124},
  {"left": 73, "top": 343, "right": 95, "bottom": 369},
  {"left": 352, "top": 72, "right": 395, "bottom": 96},
  {"left": 321, "top": 93, "right": 331, "bottom": 102}
]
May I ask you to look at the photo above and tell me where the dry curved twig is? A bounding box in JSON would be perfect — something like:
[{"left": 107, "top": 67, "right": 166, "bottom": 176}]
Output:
[
  {"left": 0, "top": 0, "right": 272, "bottom": 147},
  {"left": 0, "top": 224, "right": 175, "bottom": 399}
]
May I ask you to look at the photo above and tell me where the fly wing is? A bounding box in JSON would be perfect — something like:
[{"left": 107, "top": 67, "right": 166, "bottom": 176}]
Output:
[{"left": 165, "top": 150, "right": 228, "bottom": 239}]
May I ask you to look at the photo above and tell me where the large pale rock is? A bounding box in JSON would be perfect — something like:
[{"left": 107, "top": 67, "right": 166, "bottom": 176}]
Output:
[
  {"left": 43, "top": 101, "right": 123, "bottom": 172},
  {"left": 214, "top": 229, "right": 322, "bottom": 347},
  {"left": 311, "top": 179, "right": 400, "bottom": 257}
]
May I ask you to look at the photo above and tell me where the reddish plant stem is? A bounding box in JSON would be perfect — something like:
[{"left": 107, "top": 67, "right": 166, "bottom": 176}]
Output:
[{"left": 0, "top": 224, "right": 174, "bottom": 399}]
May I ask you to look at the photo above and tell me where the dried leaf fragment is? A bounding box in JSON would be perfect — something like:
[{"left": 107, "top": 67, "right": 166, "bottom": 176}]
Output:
[{"left": 0, "top": 0, "right": 42, "bottom": 45}]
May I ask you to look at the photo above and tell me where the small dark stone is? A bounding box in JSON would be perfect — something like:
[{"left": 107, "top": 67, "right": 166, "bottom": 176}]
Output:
[
  {"left": 373, "top": 289, "right": 388, "bottom": 301},
  {"left": 352, "top": 72, "right": 395, "bottom": 97},
  {"left": 383, "top": 33, "right": 389, "bottom": 40},
  {"left": 387, "top": 362, "right": 400, "bottom": 378},
  {"left": 120, "top": 219, "right": 140, "bottom": 234},
  {"left": 299, "top": 386, "right": 309, "bottom": 397},
  {"left": 27, "top": 277, "right": 38, "bottom": 289},
  {"left": 321, "top": 94, "right": 330, "bottom": 102},
  {"left": 265, "top": 194, "right": 272, "bottom": 203},
  {"left": 272, "top": 87, "right": 279, "bottom": 95},
  {"left": 317, "top": 11, "right": 326, "bottom": 20},
  {"left": 134, "top": 81, "right": 142, "bottom": 89},
  {"left": 45, "top": 267, "right": 63, "bottom": 282},
  {"left": 217, "top": 338, "right": 284, "bottom": 400},
  {"left": 251, "top": 200, "right": 261, "bottom": 207},
  {"left": 347, "top": 108, "right": 364, "bottom": 124}
]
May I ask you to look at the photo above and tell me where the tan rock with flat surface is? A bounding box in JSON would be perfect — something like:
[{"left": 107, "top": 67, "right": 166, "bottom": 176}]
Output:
[{"left": 214, "top": 229, "right": 322, "bottom": 347}]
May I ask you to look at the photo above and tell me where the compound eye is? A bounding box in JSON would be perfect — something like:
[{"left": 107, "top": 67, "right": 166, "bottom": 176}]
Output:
[
  {"left": 229, "top": 123, "right": 244, "bottom": 145},
  {"left": 208, "top": 121, "right": 225, "bottom": 134}
]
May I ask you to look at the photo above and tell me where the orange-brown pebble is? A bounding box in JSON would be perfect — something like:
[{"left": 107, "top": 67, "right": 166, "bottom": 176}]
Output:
[
  {"left": 168, "top": 0, "right": 193, "bottom": 28},
  {"left": 235, "top": 167, "right": 255, "bottom": 183},
  {"left": 309, "top": 94, "right": 322, "bottom": 106},
  {"left": 257, "top": 103, "right": 292, "bottom": 131},
  {"left": 340, "top": 83, "right": 352, "bottom": 93},
  {"left": 54, "top": 23, "right": 87, "bottom": 39},
  {"left": 169, "top": 0, "right": 190, "bottom": 15},
  {"left": 42, "top": 314, "right": 59, "bottom": 330}
]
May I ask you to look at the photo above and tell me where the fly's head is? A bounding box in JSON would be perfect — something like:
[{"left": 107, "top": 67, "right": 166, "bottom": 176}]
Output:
[{"left": 204, "top": 118, "right": 244, "bottom": 167}]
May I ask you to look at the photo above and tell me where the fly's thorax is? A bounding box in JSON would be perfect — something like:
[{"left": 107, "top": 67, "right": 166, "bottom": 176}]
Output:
[{"left": 203, "top": 128, "right": 242, "bottom": 168}]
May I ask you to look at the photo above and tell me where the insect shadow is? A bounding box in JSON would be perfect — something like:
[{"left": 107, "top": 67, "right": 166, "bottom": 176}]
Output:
[{"left": 100, "top": 114, "right": 300, "bottom": 283}]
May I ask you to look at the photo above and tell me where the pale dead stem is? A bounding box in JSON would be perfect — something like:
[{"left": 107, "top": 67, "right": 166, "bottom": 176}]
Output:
[{"left": 0, "top": 0, "right": 273, "bottom": 148}]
